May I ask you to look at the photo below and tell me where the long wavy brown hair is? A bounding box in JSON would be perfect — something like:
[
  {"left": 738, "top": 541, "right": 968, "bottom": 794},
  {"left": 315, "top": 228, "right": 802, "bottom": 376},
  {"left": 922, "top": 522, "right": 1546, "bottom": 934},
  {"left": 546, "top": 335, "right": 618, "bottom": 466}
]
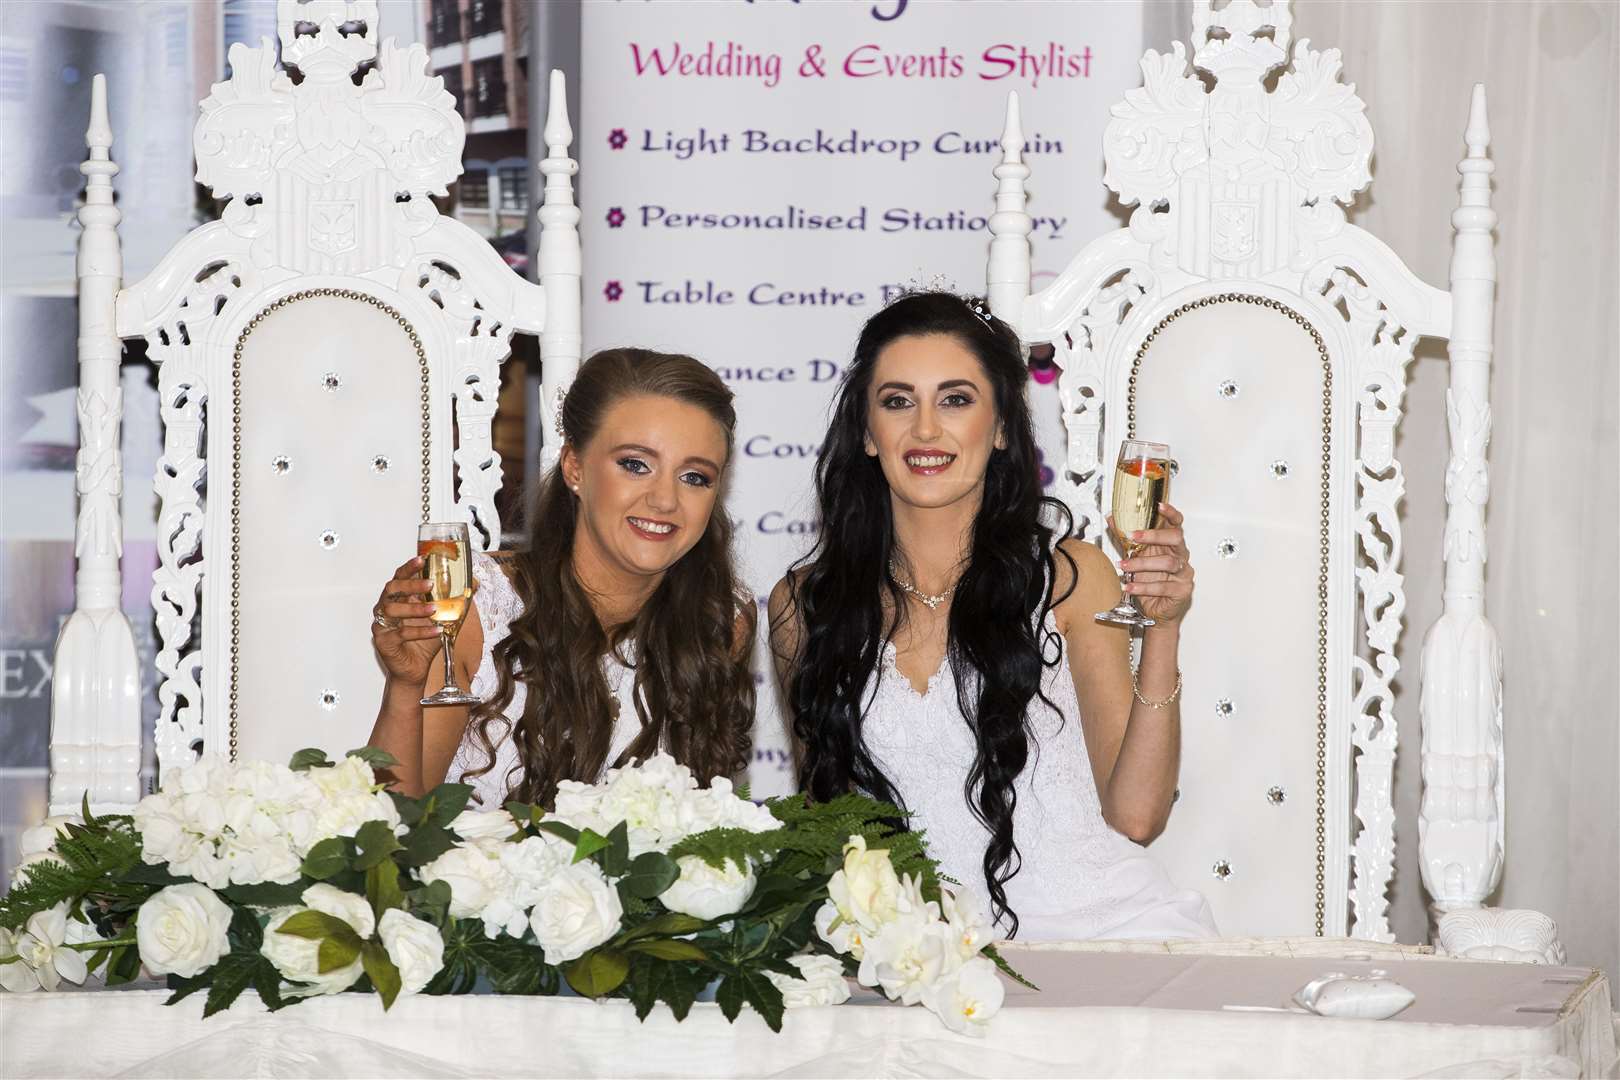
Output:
[{"left": 462, "top": 348, "right": 755, "bottom": 806}]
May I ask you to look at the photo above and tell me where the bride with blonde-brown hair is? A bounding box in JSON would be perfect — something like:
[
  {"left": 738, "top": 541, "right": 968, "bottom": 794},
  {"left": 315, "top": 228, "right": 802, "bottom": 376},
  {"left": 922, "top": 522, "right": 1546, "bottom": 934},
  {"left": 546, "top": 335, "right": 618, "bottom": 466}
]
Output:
[{"left": 367, "top": 348, "right": 755, "bottom": 806}]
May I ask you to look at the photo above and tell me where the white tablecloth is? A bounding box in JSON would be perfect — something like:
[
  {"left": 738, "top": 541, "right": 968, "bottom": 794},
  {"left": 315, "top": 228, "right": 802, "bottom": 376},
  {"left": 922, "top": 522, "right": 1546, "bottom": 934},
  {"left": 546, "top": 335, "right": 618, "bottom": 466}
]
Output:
[{"left": 2, "top": 938, "right": 1614, "bottom": 1079}]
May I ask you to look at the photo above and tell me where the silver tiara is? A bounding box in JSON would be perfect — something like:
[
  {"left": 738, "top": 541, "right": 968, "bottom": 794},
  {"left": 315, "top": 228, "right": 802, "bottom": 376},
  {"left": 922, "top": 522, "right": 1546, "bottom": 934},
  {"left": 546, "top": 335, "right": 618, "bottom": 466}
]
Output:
[
  {"left": 552, "top": 385, "right": 567, "bottom": 441},
  {"left": 895, "top": 272, "right": 995, "bottom": 325}
]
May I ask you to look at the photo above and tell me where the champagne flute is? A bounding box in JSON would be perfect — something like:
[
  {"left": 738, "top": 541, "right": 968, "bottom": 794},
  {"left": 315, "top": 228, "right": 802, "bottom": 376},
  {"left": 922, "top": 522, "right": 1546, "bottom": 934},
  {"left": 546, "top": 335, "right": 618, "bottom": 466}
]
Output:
[
  {"left": 1095, "top": 439, "right": 1172, "bottom": 629},
  {"left": 418, "top": 522, "right": 479, "bottom": 706}
]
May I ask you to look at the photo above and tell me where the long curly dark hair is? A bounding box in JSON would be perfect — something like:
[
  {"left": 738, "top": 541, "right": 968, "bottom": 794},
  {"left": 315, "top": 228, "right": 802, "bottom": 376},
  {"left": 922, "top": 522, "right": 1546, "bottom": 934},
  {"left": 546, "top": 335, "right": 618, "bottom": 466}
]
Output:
[
  {"left": 464, "top": 348, "right": 755, "bottom": 807},
  {"left": 779, "top": 292, "right": 1074, "bottom": 935}
]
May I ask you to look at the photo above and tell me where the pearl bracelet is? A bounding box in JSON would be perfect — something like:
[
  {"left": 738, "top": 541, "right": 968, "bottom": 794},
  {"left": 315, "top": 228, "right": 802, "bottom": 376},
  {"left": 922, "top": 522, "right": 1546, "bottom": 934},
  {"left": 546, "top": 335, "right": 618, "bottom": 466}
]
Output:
[{"left": 1132, "top": 667, "right": 1183, "bottom": 709}]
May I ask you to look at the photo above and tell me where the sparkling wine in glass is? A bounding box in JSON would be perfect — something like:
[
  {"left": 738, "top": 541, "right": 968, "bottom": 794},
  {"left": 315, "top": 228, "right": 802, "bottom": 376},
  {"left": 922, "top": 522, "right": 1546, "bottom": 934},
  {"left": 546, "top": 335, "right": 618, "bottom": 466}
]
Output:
[
  {"left": 418, "top": 522, "right": 479, "bottom": 707},
  {"left": 1095, "top": 439, "right": 1172, "bottom": 629}
]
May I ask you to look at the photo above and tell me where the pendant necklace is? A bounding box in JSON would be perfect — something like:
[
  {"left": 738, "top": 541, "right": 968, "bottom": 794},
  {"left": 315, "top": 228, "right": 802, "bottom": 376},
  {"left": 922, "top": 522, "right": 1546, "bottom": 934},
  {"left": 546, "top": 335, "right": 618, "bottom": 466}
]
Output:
[{"left": 888, "top": 559, "right": 955, "bottom": 611}]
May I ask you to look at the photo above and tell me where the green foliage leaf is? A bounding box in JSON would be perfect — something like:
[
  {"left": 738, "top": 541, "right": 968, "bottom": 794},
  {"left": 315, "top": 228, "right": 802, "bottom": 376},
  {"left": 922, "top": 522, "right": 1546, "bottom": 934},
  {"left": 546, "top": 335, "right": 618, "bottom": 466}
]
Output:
[
  {"left": 318, "top": 934, "right": 361, "bottom": 974},
  {"left": 0, "top": 817, "right": 144, "bottom": 932},
  {"left": 202, "top": 953, "right": 259, "bottom": 1018},
  {"left": 399, "top": 822, "right": 455, "bottom": 868},
  {"left": 571, "top": 828, "right": 612, "bottom": 865},
  {"left": 353, "top": 820, "right": 402, "bottom": 871},
  {"left": 389, "top": 791, "right": 425, "bottom": 827},
  {"left": 344, "top": 746, "right": 399, "bottom": 771},
  {"left": 625, "top": 938, "right": 707, "bottom": 963},
  {"left": 652, "top": 963, "right": 711, "bottom": 1022},
  {"left": 480, "top": 940, "right": 560, "bottom": 996},
  {"left": 504, "top": 801, "right": 544, "bottom": 828},
  {"left": 407, "top": 879, "right": 452, "bottom": 925},
  {"left": 565, "top": 949, "right": 630, "bottom": 997},
  {"left": 424, "top": 783, "right": 473, "bottom": 827},
  {"left": 360, "top": 941, "right": 402, "bottom": 1009},
  {"left": 612, "top": 910, "right": 707, "bottom": 945},
  {"left": 287, "top": 748, "right": 331, "bottom": 772},
  {"left": 366, "top": 858, "right": 405, "bottom": 919},
  {"left": 716, "top": 968, "right": 785, "bottom": 1032},
  {"left": 300, "top": 837, "right": 350, "bottom": 880},
  {"left": 599, "top": 821, "right": 630, "bottom": 877},
  {"left": 228, "top": 904, "right": 264, "bottom": 953},
  {"left": 164, "top": 970, "right": 208, "bottom": 1006},
  {"left": 221, "top": 880, "right": 305, "bottom": 909},
  {"left": 536, "top": 819, "right": 580, "bottom": 845},
  {"left": 984, "top": 943, "right": 1038, "bottom": 991},
  {"left": 619, "top": 852, "right": 679, "bottom": 899},
  {"left": 275, "top": 910, "right": 359, "bottom": 943}
]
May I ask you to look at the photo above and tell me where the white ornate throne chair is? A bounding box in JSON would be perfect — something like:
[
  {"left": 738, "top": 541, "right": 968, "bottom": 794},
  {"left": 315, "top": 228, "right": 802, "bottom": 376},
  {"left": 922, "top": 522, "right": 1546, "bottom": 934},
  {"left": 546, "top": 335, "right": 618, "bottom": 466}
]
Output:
[
  {"left": 985, "top": 0, "right": 1560, "bottom": 960},
  {"left": 49, "top": 0, "right": 581, "bottom": 809}
]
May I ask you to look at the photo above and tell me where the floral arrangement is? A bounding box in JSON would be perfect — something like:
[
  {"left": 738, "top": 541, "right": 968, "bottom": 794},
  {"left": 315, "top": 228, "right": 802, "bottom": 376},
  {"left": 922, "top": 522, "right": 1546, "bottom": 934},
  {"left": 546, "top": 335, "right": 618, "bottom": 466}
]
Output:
[{"left": 0, "top": 749, "right": 1023, "bottom": 1034}]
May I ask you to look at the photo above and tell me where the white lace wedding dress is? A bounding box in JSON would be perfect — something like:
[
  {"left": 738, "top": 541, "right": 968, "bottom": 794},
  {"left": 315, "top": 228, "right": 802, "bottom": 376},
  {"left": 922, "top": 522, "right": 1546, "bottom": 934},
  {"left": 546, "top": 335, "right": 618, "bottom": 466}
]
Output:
[
  {"left": 861, "top": 611, "right": 1218, "bottom": 942},
  {"left": 451, "top": 552, "right": 646, "bottom": 807}
]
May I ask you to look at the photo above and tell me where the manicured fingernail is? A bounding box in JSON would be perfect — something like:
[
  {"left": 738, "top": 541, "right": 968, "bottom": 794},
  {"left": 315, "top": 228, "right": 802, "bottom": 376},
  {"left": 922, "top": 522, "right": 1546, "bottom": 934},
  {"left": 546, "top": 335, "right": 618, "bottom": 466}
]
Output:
[{"left": 1131, "top": 531, "right": 1144, "bottom": 540}]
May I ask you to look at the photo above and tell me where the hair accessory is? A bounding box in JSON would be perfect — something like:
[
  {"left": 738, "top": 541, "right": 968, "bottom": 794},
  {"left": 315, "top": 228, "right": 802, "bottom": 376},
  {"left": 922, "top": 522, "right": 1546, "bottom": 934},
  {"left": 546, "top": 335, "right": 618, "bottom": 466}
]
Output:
[
  {"left": 551, "top": 385, "right": 568, "bottom": 441},
  {"left": 1132, "top": 667, "right": 1183, "bottom": 709},
  {"left": 894, "top": 272, "right": 995, "bottom": 326}
]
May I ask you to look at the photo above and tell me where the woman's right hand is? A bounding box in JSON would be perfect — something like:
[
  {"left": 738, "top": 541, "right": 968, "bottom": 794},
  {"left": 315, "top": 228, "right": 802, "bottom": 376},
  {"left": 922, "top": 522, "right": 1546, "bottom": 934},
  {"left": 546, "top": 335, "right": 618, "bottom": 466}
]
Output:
[{"left": 371, "top": 557, "right": 442, "bottom": 685}]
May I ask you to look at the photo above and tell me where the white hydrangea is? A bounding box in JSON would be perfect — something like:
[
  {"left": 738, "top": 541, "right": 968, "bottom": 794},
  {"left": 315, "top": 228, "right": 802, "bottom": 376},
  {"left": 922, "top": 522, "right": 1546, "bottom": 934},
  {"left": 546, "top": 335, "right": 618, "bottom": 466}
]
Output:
[
  {"left": 551, "top": 753, "right": 776, "bottom": 856},
  {"left": 131, "top": 754, "right": 396, "bottom": 890},
  {"left": 419, "top": 839, "right": 525, "bottom": 939}
]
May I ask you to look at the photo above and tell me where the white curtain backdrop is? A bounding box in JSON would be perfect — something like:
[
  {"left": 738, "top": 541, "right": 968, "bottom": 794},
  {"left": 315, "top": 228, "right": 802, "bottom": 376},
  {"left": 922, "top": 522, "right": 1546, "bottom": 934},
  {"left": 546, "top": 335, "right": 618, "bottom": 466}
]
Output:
[{"left": 1142, "top": 0, "right": 1618, "bottom": 980}]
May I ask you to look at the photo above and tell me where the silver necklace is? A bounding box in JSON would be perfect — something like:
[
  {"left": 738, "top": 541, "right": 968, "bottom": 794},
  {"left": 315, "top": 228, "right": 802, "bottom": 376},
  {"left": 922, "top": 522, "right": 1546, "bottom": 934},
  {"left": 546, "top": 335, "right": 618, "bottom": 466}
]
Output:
[{"left": 888, "top": 559, "right": 954, "bottom": 610}]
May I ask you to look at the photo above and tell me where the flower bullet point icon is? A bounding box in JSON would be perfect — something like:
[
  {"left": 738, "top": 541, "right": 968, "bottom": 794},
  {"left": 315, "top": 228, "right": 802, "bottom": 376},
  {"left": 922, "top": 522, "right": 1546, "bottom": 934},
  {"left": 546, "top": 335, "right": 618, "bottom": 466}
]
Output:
[
  {"left": 607, "top": 129, "right": 627, "bottom": 150},
  {"left": 606, "top": 207, "right": 625, "bottom": 228},
  {"left": 603, "top": 281, "right": 623, "bottom": 302}
]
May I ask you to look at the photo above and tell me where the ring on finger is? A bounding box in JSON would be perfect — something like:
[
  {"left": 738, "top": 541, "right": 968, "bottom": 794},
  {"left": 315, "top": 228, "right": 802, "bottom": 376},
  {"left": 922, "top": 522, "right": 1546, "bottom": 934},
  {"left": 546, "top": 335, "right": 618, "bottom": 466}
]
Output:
[{"left": 373, "top": 611, "right": 397, "bottom": 630}]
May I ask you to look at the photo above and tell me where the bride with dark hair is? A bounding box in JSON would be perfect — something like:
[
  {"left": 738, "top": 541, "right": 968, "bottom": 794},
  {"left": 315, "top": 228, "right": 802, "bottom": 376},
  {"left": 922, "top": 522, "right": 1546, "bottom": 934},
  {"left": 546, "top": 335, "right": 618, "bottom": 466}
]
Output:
[{"left": 770, "top": 291, "right": 1215, "bottom": 940}]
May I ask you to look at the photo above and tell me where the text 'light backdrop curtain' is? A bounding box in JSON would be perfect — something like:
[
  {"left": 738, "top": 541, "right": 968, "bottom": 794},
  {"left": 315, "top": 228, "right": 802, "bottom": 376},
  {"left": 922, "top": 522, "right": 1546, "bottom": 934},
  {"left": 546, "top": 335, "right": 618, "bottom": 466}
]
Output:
[{"left": 578, "top": 0, "right": 1148, "bottom": 798}]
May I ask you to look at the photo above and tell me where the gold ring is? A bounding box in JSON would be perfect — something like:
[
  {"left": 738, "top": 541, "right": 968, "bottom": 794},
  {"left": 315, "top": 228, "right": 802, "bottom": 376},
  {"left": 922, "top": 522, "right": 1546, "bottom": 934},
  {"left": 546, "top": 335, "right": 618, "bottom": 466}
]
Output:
[{"left": 373, "top": 612, "right": 395, "bottom": 630}]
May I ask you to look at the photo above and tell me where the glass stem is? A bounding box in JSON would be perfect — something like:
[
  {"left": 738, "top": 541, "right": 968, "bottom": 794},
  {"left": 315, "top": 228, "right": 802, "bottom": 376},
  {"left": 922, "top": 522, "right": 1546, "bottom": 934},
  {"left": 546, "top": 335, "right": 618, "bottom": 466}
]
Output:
[{"left": 439, "top": 628, "right": 457, "bottom": 690}]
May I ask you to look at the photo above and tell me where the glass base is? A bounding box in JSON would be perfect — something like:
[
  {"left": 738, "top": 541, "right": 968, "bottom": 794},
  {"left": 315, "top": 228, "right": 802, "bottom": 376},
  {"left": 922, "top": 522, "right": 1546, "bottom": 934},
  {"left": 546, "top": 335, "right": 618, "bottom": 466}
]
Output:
[
  {"left": 421, "top": 686, "right": 480, "bottom": 707},
  {"left": 1094, "top": 601, "right": 1156, "bottom": 629}
]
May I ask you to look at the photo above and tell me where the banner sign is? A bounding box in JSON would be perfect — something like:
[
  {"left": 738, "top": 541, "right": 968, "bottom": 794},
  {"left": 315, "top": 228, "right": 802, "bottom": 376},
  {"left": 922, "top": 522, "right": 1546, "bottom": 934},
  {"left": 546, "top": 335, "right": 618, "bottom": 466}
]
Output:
[{"left": 582, "top": 0, "right": 1146, "bottom": 795}]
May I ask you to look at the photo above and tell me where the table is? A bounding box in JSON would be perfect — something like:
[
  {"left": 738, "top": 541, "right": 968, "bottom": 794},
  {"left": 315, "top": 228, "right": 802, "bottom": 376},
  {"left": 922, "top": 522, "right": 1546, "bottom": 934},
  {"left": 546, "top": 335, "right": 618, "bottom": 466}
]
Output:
[{"left": 2, "top": 938, "right": 1614, "bottom": 1078}]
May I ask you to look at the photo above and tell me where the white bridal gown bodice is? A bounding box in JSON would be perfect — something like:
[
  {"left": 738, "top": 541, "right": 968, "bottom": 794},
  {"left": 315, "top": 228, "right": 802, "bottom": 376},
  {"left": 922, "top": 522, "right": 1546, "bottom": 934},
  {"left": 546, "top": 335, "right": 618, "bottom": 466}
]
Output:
[
  {"left": 452, "top": 552, "right": 645, "bottom": 807},
  {"left": 862, "top": 610, "right": 1218, "bottom": 942}
]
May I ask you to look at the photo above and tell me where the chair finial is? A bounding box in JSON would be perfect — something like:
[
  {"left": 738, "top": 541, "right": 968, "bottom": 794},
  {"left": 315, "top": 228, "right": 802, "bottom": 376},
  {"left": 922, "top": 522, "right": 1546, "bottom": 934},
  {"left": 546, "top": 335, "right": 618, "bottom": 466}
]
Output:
[
  {"left": 87, "top": 73, "right": 112, "bottom": 155},
  {"left": 1465, "top": 83, "right": 1490, "bottom": 156},
  {"left": 545, "top": 69, "right": 573, "bottom": 154},
  {"left": 999, "top": 90, "right": 1024, "bottom": 164}
]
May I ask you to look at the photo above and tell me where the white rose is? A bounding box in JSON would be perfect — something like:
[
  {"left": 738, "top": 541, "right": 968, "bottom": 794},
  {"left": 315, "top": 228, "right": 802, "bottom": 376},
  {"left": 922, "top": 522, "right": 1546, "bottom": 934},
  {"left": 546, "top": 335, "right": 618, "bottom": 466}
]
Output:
[
  {"left": 827, "top": 836, "right": 902, "bottom": 930},
  {"left": 920, "top": 955, "right": 1005, "bottom": 1035},
  {"left": 377, "top": 910, "right": 444, "bottom": 996},
  {"left": 766, "top": 953, "right": 852, "bottom": 1008},
  {"left": 301, "top": 882, "right": 375, "bottom": 940},
  {"left": 814, "top": 899, "right": 869, "bottom": 961},
  {"left": 856, "top": 908, "right": 957, "bottom": 1006},
  {"left": 529, "top": 862, "right": 623, "bottom": 966},
  {"left": 135, "top": 884, "right": 233, "bottom": 978},
  {"left": 659, "top": 856, "right": 756, "bottom": 920},
  {"left": 449, "top": 809, "right": 520, "bottom": 843},
  {"left": 419, "top": 841, "right": 522, "bottom": 939},
  {"left": 260, "top": 907, "right": 362, "bottom": 996}
]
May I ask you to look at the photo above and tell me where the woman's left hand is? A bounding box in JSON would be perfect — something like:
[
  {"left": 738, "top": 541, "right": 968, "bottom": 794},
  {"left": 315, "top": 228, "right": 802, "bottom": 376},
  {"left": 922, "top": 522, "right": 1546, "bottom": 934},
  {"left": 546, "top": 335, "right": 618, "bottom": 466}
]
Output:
[{"left": 1115, "top": 501, "right": 1194, "bottom": 627}]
